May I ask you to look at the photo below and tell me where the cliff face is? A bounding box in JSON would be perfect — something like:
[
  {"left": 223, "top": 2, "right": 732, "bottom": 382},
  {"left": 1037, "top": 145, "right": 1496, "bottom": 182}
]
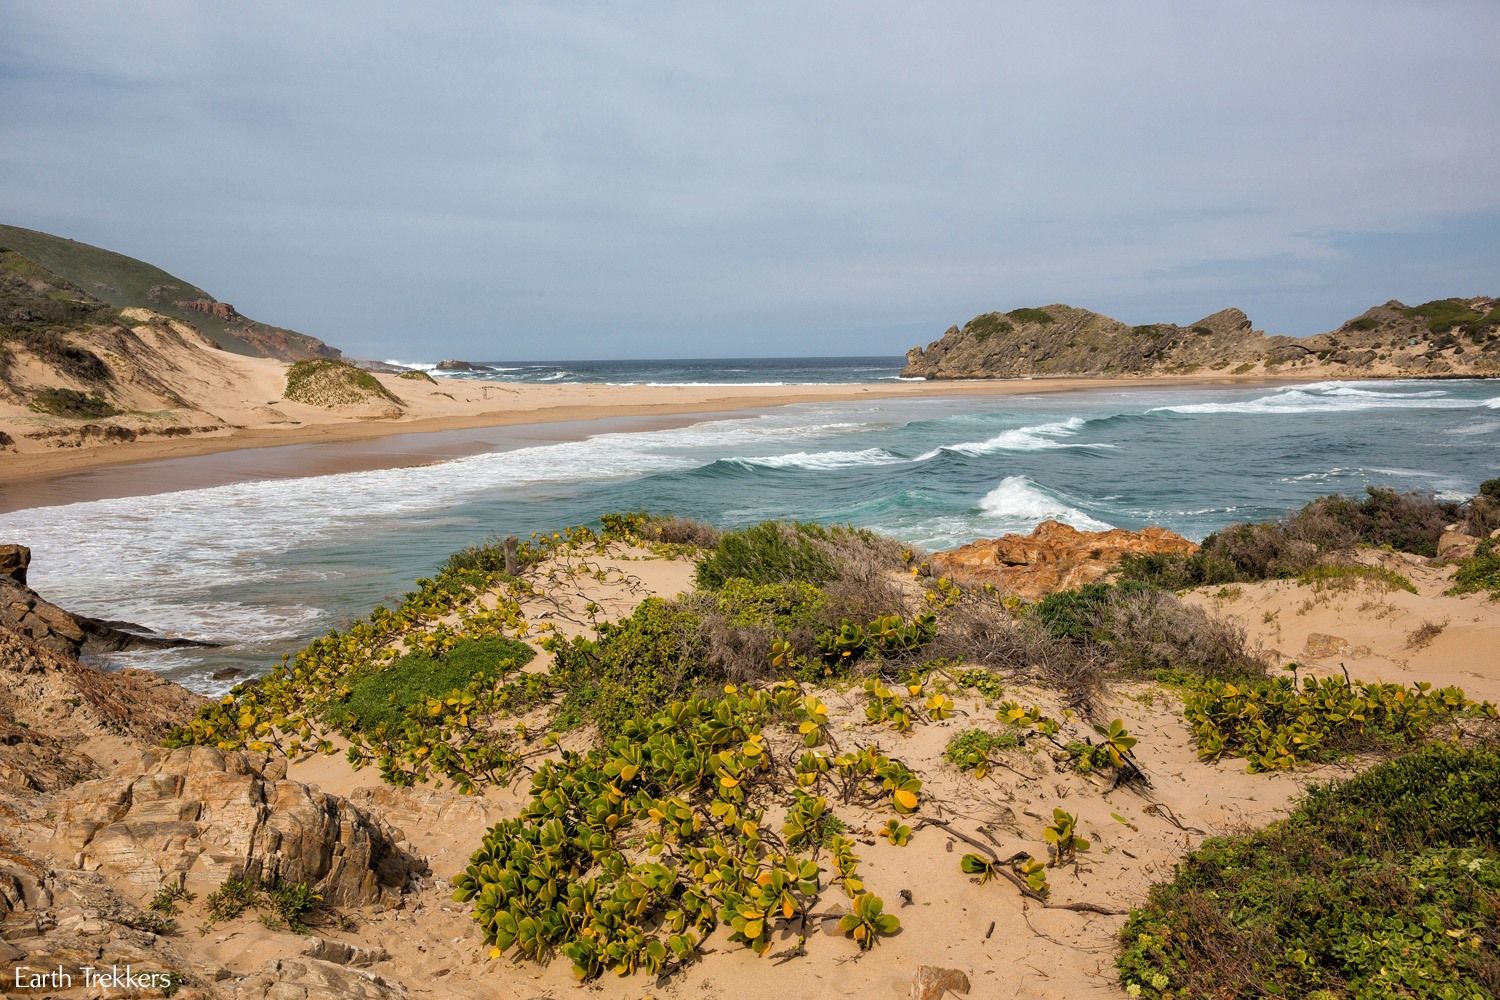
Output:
[
  {"left": 903, "top": 297, "right": 1500, "bottom": 379},
  {"left": 0, "top": 223, "right": 340, "bottom": 362}
]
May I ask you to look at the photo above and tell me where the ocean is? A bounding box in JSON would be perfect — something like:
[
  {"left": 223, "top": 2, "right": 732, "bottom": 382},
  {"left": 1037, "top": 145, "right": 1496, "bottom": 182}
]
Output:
[
  {"left": 380, "top": 355, "right": 916, "bottom": 385},
  {"left": 2, "top": 362, "right": 1496, "bottom": 693}
]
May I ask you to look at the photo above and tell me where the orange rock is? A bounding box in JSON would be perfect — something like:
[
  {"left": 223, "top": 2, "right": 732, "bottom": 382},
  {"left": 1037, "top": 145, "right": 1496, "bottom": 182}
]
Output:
[{"left": 931, "top": 520, "right": 1197, "bottom": 600}]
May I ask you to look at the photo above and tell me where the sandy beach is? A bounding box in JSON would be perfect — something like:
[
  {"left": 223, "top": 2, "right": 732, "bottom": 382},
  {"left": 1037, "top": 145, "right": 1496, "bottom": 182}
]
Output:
[{"left": 0, "top": 350, "right": 1322, "bottom": 491}]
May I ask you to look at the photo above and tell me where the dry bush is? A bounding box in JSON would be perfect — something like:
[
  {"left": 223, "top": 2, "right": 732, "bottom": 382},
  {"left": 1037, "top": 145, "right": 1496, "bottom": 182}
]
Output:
[
  {"left": 642, "top": 516, "right": 721, "bottom": 548},
  {"left": 1095, "top": 588, "right": 1269, "bottom": 682},
  {"left": 927, "top": 591, "right": 1109, "bottom": 709},
  {"left": 1405, "top": 619, "right": 1447, "bottom": 650}
]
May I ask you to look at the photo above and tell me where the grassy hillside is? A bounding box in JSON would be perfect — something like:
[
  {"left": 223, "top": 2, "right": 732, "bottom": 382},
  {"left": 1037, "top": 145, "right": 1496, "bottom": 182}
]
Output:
[{"left": 0, "top": 224, "right": 340, "bottom": 361}]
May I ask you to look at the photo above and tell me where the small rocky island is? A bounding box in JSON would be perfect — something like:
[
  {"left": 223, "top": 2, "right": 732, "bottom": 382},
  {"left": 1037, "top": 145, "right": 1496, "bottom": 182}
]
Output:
[{"left": 903, "top": 297, "right": 1500, "bottom": 379}]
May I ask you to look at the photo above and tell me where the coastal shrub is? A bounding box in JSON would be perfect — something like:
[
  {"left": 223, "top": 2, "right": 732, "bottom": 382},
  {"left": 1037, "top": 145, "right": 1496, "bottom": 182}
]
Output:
[
  {"left": 1450, "top": 539, "right": 1500, "bottom": 597},
  {"left": 322, "top": 635, "right": 534, "bottom": 732},
  {"left": 944, "top": 727, "right": 1021, "bottom": 776},
  {"left": 1007, "top": 307, "right": 1056, "bottom": 324},
  {"left": 1118, "top": 743, "right": 1500, "bottom": 999},
  {"left": 396, "top": 369, "right": 436, "bottom": 383},
  {"left": 963, "top": 313, "right": 1014, "bottom": 341},
  {"left": 27, "top": 386, "right": 120, "bottom": 418},
  {"left": 1297, "top": 562, "right": 1418, "bottom": 594},
  {"left": 1032, "top": 581, "right": 1150, "bottom": 642},
  {"left": 694, "top": 520, "right": 906, "bottom": 590},
  {"left": 1181, "top": 673, "right": 1495, "bottom": 772},
  {"left": 1118, "top": 487, "right": 1462, "bottom": 587},
  {"left": 284, "top": 359, "right": 402, "bottom": 407},
  {"left": 1404, "top": 297, "right": 1493, "bottom": 336},
  {"left": 1094, "top": 588, "right": 1268, "bottom": 682},
  {"left": 452, "top": 684, "right": 911, "bottom": 980},
  {"left": 690, "top": 578, "right": 830, "bottom": 685},
  {"left": 3, "top": 328, "right": 113, "bottom": 382},
  {"left": 1343, "top": 315, "right": 1380, "bottom": 331},
  {"left": 632, "top": 513, "right": 721, "bottom": 548},
  {"left": 695, "top": 521, "right": 838, "bottom": 589},
  {"left": 549, "top": 598, "right": 709, "bottom": 736},
  {"left": 1466, "top": 479, "right": 1500, "bottom": 537},
  {"left": 925, "top": 589, "right": 1110, "bottom": 707}
]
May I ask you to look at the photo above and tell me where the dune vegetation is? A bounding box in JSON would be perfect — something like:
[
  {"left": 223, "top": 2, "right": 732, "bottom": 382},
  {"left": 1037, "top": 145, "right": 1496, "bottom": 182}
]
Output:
[{"left": 160, "top": 488, "right": 1500, "bottom": 990}]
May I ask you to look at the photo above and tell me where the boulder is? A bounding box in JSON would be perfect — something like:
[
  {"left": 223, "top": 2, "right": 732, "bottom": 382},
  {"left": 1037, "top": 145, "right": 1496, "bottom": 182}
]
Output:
[
  {"left": 231, "top": 958, "right": 409, "bottom": 1000},
  {"left": 930, "top": 520, "right": 1198, "bottom": 600},
  {"left": 911, "top": 965, "right": 971, "bottom": 999},
  {"left": 0, "top": 544, "right": 29, "bottom": 585},
  {"left": 55, "top": 747, "right": 420, "bottom": 906},
  {"left": 301, "top": 937, "right": 390, "bottom": 967},
  {"left": 1437, "top": 527, "right": 1481, "bottom": 562}
]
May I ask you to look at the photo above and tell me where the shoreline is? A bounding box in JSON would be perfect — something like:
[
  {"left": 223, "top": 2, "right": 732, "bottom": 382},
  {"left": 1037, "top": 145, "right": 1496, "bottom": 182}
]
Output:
[{"left": 0, "top": 371, "right": 1442, "bottom": 513}]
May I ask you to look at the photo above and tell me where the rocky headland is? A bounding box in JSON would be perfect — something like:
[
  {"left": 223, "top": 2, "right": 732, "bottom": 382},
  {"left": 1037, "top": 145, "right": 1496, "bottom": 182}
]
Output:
[{"left": 903, "top": 298, "right": 1500, "bottom": 379}]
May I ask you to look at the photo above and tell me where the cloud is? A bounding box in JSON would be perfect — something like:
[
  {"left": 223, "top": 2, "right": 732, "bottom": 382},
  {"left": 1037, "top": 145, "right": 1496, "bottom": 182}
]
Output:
[{"left": 1, "top": 0, "right": 1497, "bottom": 357}]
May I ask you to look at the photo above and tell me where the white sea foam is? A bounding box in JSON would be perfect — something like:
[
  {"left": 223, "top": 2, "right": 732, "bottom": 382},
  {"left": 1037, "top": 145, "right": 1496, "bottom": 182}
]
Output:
[
  {"left": 914, "top": 416, "right": 1107, "bottom": 459},
  {"left": 0, "top": 412, "right": 871, "bottom": 648},
  {"left": 1152, "top": 382, "right": 1491, "bottom": 416},
  {"left": 976, "top": 476, "right": 1112, "bottom": 531},
  {"left": 1449, "top": 419, "right": 1500, "bottom": 436},
  {"left": 727, "top": 448, "right": 903, "bottom": 470}
]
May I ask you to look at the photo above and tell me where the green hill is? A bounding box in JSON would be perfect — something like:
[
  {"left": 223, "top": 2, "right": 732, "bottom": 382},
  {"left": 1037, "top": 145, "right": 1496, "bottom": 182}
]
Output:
[{"left": 0, "top": 224, "right": 340, "bottom": 361}]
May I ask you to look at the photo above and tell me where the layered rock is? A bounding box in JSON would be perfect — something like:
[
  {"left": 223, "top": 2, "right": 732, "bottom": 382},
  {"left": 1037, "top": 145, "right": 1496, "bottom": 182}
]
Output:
[
  {"left": 931, "top": 520, "right": 1197, "bottom": 599},
  {"left": 55, "top": 747, "right": 420, "bottom": 906},
  {"left": 903, "top": 297, "right": 1500, "bottom": 379}
]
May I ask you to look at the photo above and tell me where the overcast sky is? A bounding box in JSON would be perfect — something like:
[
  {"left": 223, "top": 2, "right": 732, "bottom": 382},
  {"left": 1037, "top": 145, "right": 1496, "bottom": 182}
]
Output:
[{"left": 2, "top": 2, "right": 1497, "bottom": 360}]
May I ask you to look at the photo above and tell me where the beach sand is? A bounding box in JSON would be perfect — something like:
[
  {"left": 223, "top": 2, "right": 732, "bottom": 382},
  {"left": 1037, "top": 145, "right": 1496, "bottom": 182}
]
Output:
[{"left": 0, "top": 348, "right": 1320, "bottom": 497}]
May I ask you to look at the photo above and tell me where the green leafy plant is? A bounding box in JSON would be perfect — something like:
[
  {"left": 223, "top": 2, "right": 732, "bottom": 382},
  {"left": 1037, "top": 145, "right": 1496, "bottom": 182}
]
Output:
[
  {"left": 452, "top": 683, "right": 920, "bottom": 981},
  {"left": 1450, "top": 538, "right": 1500, "bottom": 596},
  {"left": 943, "top": 727, "right": 1020, "bottom": 778},
  {"left": 204, "top": 874, "right": 259, "bottom": 923},
  {"left": 1042, "top": 808, "right": 1090, "bottom": 866},
  {"left": 1181, "top": 674, "right": 1494, "bottom": 772},
  {"left": 149, "top": 882, "right": 195, "bottom": 916},
  {"left": 879, "top": 818, "right": 912, "bottom": 846},
  {"left": 837, "top": 892, "right": 900, "bottom": 949},
  {"left": 1118, "top": 743, "right": 1500, "bottom": 999}
]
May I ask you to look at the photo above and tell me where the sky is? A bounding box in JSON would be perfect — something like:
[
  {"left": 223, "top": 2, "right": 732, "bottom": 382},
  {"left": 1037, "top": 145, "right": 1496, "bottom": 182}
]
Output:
[{"left": 1, "top": 2, "right": 1497, "bottom": 361}]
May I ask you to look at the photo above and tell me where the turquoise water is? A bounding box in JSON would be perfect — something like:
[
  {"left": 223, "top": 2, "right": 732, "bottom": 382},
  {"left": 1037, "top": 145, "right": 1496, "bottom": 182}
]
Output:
[{"left": 1, "top": 376, "right": 1495, "bottom": 691}]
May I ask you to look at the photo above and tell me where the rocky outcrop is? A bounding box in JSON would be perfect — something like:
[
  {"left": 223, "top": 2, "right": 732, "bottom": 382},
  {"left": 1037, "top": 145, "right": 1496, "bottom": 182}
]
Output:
[
  {"left": 931, "top": 520, "right": 1198, "bottom": 599},
  {"left": 231, "top": 958, "right": 410, "bottom": 1000},
  {"left": 55, "top": 747, "right": 421, "bottom": 906},
  {"left": 0, "top": 623, "right": 208, "bottom": 746},
  {"left": 0, "top": 544, "right": 212, "bottom": 657},
  {"left": 434, "top": 359, "right": 494, "bottom": 372},
  {"left": 903, "top": 297, "right": 1500, "bottom": 379},
  {"left": 176, "top": 298, "right": 244, "bottom": 322},
  {"left": 0, "top": 853, "right": 222, "bottom": 998}
]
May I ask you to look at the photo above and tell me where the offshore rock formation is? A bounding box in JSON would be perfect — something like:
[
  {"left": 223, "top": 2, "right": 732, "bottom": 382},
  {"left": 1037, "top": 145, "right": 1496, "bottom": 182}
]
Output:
[
  {"left": 930, "top": 520, "right": 1197, "bottom": 599},
  {"left": 903, "top": 297, "right": 1500, "bottom": 379}
]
